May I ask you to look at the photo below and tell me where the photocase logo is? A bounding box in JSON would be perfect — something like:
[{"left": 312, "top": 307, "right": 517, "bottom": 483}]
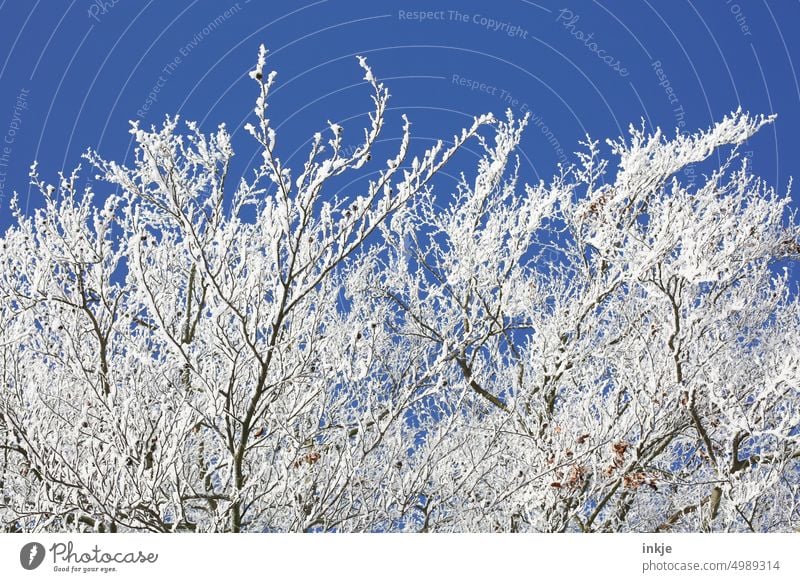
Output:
[{"left": 20, "top": 542, "right": 46, "bottom": 570}]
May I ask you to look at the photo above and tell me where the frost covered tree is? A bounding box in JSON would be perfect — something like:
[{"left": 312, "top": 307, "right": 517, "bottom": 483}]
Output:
[{"left": 1, "top": 46, "right": 798, "bottom": 532}]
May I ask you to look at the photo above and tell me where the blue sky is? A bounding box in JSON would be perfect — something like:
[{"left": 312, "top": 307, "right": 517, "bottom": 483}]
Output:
[{"left": 0, "top": 0, "right": 798, "bottom": 232}]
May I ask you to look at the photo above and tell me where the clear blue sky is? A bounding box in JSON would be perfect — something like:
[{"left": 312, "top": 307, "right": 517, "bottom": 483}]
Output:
[{"left": 0, "top": 0, "right": 798, "bottom": 233}]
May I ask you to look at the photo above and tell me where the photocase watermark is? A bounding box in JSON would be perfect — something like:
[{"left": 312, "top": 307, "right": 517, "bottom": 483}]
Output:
[
  {"left": 136, "top": 2, "right": 245, "bottom": 119},
  {"left": 651, "top": 60, "right": 682, "bottom": 113},
  {"left": 397, "top": 9, "right": 529, "bottom": 39},
  {"left": 177, "top": 2, "right": 246, "bottom": 59},
  {"left": 20, "top": 542, "right": 46, "bottom": 570},
  {"left": 451, "top": 74, "right": 566, "bottom": 164},
  {"left": 450, "top": 73, "right": 567, "bottom": 164},
  {"left": 651, "top": 59, "right": 695, "bottom": 186},
  {"left": 529, "top": 112, "right": 568, "bottom": 164},
  {"left": 555, "top": 8, "right": 629, "bottom": 77},
  {"left": 451, "top": 73, "right": 530, "bottom": 112},
  {"left": 87, "top": 0, "right": 123, "bottom": 23},
  {"left": 0, "top": 87, "right": 30, "bottom": 208},
  {"left": 18, "top": 541, "right": 158, "bottom": 574},
  {"left": 397, "top": 9, "right": 447, "bottom": 22},
  {"left": 725, "top": 0, "right": 753, "bottom": 37}
]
